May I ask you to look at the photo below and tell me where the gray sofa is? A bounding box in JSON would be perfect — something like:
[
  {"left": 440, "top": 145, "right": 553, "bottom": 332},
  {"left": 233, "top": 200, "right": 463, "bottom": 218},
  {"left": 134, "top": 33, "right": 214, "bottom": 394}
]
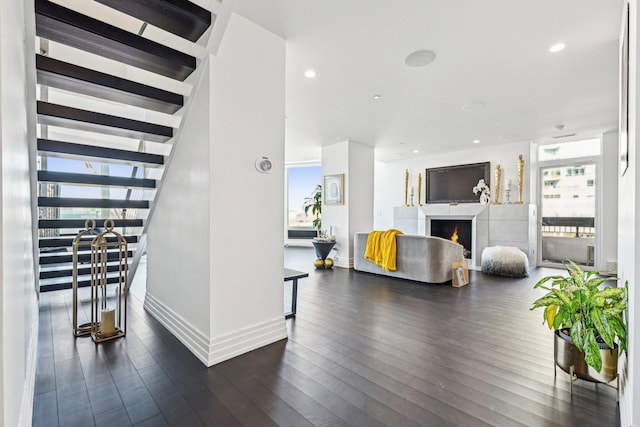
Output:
[{"left": 353, "top": 232, "right": 465, "bottom": 283}]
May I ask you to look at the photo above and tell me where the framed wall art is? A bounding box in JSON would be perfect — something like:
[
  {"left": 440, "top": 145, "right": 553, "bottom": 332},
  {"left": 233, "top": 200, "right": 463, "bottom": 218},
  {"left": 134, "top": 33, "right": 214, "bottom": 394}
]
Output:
[{"left": 324, "top": 174, "right": 344, "bottom": 205}]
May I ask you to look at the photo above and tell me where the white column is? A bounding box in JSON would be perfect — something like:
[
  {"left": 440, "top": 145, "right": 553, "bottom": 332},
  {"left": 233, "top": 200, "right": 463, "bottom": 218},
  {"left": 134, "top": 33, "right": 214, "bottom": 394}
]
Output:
[
  {"left": 321, "top": 141, "right": 374, "bottom": 268},
  {"left": 147, "top": 13, "right": 287, "bottom": 366}
]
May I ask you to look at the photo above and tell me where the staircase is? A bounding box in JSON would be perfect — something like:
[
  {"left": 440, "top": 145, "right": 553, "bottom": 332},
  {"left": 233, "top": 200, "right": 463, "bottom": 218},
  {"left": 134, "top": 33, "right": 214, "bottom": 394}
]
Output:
[{"left": 35, "top": 0, "right": 213, "bottom": 292}]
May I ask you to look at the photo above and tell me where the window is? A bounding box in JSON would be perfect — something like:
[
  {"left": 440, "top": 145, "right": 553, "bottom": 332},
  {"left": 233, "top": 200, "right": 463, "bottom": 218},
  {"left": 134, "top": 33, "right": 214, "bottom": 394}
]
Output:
[{"left": 287, "top": 165, "right": 321, "bottom": 230}]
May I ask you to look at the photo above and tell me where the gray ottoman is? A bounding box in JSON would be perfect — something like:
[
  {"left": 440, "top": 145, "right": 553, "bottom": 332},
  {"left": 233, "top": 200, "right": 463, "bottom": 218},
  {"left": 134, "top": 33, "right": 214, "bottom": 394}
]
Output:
[{"left": 481, "top": 246, "right": 529, "bottom": 278}]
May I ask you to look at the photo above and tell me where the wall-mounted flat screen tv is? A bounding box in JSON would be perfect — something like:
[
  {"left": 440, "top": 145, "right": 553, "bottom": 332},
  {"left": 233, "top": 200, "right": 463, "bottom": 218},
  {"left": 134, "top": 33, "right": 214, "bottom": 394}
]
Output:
[{"left": 425, "top": 162, "right": 490, "bottom": 204}]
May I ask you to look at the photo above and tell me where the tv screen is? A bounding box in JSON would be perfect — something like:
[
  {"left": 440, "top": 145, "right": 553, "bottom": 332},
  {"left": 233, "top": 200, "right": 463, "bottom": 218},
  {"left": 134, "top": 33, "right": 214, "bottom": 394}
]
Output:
[{"left": 426, "top": 162, "right": 490, "bottom": 203}]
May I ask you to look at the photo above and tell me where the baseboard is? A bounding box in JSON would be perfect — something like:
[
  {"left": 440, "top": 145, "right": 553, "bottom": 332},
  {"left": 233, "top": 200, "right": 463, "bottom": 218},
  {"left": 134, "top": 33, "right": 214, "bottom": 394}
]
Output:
[
  {"left": 144, "top": 293, "right": 211, "bottom": 365},
  {"left": 19, "top": 297, "right": 39, "bottom": 427},
  {"left": 334, "top": 256, "right": 353, "bottom": 269},
  {"left": 144, "top": 293, "right": 288, "bottom": 367},
  {"left": 208, "top": 317, "right": 287, "bottom": 366}
]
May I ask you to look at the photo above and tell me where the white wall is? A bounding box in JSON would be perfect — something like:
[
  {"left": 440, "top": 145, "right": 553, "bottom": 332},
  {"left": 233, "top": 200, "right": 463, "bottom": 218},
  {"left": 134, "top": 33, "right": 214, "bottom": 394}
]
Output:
[
  {"left": 619, "top": 1, "right": 640, "bottom": 424},
  {"left": 209, "top": 12, "right": 286, "bottom": 342},
  {"left": 374, "top": 141, "right": 531, "bottom": 230},
  {"left": 322, "top": 141, "right": 374, "bottom": 267},
  {"left": 348, "top": 142, "right": 375, "bottom": 257},
  {"left": 0, "top": 0, "right": 38, "bottom": 425},
  {"left": 146, "top": 13, "right": 287, "bottom": 366},
  {"left": 601, "top": 131, "right": 619, "bottom": 271},
  {"left": 146, "top": 58, "right": 213, "bottom": 341}
]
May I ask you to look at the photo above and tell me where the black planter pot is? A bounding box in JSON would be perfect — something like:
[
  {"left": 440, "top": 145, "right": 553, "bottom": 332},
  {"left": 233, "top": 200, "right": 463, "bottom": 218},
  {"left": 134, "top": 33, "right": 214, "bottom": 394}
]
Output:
[{"left": 554, "top": 328, "right": 619, "bottom": 384}]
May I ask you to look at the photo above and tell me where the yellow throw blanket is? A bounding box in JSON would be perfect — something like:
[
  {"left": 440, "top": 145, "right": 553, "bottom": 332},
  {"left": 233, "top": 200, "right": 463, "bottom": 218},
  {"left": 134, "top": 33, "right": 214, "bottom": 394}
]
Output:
[{"left": 364, "top": 229, "right": 403, "bottom": 271}]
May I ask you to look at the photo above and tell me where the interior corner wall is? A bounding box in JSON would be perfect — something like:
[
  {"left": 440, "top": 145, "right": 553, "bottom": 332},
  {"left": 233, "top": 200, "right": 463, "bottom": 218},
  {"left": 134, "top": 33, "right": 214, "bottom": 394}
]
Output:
[
  {"left": 618, "top": 1, "right": 639, "bottom": 425},
  {"left": 0, "top": 0, "right": 38, "bottom": 425},
  {"left": 374, "top": 141, "right": 531, "bottom": 230},
  {"left": 208, "top": 13, "right": 287, "bottom": 362},
  {"left": 146, "top": 57, "right": 213, "bottom": 363}
]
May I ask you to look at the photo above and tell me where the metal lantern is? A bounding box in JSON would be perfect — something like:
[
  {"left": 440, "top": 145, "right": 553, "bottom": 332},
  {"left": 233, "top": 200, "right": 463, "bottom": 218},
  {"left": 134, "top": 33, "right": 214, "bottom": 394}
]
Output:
[
  {"left": 72, "top": 219, "right": 99, "bottom": 337},
  {"left": 90, "top": 219, "right": 128, "bottom": 343}
]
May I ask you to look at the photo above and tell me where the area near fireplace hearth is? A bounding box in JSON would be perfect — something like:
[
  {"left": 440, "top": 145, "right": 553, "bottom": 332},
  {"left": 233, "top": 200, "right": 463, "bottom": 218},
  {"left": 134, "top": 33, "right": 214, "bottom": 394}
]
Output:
[{"left": 392, "top": 204, "right": 536, "bottom": 268}]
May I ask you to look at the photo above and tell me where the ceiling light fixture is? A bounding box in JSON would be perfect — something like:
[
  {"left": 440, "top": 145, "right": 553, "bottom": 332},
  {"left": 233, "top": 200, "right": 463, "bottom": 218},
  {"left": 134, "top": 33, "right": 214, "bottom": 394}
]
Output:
[
  {"left": 304, "top": 69, "right": 316, "bottom": 78},
  {"left": 373, "top": 94, "right": 381, "bottom": 100},
  {"left": 413, "top": 150, "right": 419, "bottom": 154},
  {"left": 473, "top": 139, "right": 480, "bottom": 144},
  {"left": 405, "top": 49, "right": 436, "bottom": 67},
  {"left": 549, "top": 43, "right": 566, "bottom": 53}
]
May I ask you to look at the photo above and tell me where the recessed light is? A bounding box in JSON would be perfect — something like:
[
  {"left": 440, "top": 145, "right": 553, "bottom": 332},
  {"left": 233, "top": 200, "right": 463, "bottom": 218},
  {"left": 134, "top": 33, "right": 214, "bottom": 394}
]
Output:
[
  {"left": 549, "top": 43, "right": 566, "bottom": 53},
  {"left": 473, "top": 139, "right": 480, "bottom": 144},
  {"left": 413, "top": 150, "right": 420, "bottom": 154},
  {"left": 405, "top": 50, "right": 436, "bottom": 67},
  {"left": 304, "top": 69, "right": 316, "bottom": 78},
  {"left": 373, "top": 94, "right": 381, "bottom": 100}
]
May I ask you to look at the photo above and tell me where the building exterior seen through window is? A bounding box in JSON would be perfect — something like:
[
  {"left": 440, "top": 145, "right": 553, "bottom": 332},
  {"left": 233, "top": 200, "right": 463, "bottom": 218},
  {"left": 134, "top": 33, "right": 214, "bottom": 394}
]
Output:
[{"left": 538, "top": 139, "right": 600, "bottom": 266}]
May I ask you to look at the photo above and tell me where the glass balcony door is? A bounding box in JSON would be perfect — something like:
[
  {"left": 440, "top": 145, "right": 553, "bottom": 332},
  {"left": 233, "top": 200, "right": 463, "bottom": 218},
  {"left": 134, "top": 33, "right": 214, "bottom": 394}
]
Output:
[{"left": 538, "top": 162, "right": 597, "bottom": 267}]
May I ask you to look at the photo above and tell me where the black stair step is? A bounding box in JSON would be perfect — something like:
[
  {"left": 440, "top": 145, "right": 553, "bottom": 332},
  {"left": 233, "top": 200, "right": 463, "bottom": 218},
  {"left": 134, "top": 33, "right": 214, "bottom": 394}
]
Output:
[
  {"left": 36, "top": 55, "right": 184, "bottom": 114},
  {"left": 41, "top": 276, "right": 121, "bottom": 292},
  {"left": 38, "top": 197, "right": 149, "bottom": 209},
  {"left": 39, "top": 250, "right": 134, "bottom": 265},
  {"left": 95, "top": 0, "right": 212, "bottom": 43},
  {"left": 35, "top": 0, "right": 196, "bottom": 80},
  {"left": 38, "top": 171, "right": 156, "bottom": 189},
  {"left": 37, "top": 102, "right": 173, "bottom": 143},
  {"left": 38, "top": 139, "right": 164, "bottom": 166},
  {"left": 39, "top": 219, "right": 143, "bottom": 229},
  {"left": 40, "top": 263, "right": 125, "bottom": 279},
  {"left": 39, "top": 235, "right": 138, "bottom": 248}
]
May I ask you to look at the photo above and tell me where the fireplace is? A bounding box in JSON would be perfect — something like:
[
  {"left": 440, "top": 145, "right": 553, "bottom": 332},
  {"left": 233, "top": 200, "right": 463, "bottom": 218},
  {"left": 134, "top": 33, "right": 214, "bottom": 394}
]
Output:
[{"left": 431, "top": 219, "right": 472, "bottom": 259}]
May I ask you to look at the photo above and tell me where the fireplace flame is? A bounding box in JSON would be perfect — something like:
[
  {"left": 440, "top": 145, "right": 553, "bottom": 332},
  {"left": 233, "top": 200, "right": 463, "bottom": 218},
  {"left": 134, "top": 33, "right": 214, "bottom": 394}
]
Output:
[{"left": 450, "top": 226, "right": 459, "bottom": 243}]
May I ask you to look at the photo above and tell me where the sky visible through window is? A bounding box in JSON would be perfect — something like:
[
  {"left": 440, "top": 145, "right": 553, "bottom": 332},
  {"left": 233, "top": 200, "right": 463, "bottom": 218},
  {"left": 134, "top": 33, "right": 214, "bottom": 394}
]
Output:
[{"left": 288, "top": 165, "right": 321, "bottom": 228}]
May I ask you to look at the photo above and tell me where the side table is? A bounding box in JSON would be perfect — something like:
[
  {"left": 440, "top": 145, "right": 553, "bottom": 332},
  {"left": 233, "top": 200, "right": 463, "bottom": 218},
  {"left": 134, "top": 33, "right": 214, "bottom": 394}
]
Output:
[{"left": 311, "top": 239, "right": 336, "bottom": 269}]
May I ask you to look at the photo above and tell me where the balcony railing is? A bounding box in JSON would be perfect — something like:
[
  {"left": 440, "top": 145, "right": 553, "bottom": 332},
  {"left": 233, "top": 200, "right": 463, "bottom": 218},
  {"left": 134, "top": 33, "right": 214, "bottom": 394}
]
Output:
[{"left": 541, "top": 217, "right": 595, "bottom": 266}]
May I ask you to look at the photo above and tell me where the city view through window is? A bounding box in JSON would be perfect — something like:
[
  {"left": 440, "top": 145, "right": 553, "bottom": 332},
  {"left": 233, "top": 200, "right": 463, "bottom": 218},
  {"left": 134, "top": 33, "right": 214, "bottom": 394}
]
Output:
[
  {"left": 539, "top": 140, "right": 599, "bottom": 266},
  {"left": 287, "top": 165, "right": 321, "bottom": 229}
]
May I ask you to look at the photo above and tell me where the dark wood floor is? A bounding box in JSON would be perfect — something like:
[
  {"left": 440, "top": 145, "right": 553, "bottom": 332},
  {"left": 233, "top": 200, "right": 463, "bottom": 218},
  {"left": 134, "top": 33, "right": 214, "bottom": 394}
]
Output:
[{"left": 33, "top": 247, "right": 620, "bottom": 426}]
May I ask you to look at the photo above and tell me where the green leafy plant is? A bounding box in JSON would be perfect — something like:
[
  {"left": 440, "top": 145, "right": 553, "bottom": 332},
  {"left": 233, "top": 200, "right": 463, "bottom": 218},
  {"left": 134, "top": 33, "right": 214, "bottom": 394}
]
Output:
[
  {"left": 302, "top": 184, "right": 322, "bottom": 232},
  {"left": 530, "top": 260, "right": 627, "bottom": 372}
]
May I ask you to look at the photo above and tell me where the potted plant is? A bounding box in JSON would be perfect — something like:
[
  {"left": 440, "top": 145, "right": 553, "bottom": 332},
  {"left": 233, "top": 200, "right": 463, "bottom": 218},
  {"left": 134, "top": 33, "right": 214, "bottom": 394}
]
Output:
[
  {"left": 302, "top": 184, "right": 322, "bottom": 237},
  {"left": 530, "top": 261, "right": 627, "bottom": 387}
]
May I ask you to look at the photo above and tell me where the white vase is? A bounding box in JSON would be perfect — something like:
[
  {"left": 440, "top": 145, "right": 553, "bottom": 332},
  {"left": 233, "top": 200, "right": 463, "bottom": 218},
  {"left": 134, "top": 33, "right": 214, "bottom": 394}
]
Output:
[{"left": 480, "top": 193, "right": 491, "bottom": 205}]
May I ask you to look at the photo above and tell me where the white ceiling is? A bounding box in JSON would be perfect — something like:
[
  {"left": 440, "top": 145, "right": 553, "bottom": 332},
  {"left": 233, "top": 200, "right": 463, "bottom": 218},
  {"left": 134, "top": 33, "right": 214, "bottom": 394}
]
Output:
[
  {"left": 54, "top": 0, "right": 626, "bottom": 163},
  {"left": 270, "top": 0, "right": 624, "bottom": 162}
]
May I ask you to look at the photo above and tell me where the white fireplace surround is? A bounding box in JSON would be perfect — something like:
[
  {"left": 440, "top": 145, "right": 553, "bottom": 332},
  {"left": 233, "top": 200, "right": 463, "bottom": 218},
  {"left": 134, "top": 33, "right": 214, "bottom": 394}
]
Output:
[
  {"left": 392, "top": 204, "right": 537, "bottom": 268},
  {"left": 421, "top": 204, "right": 489, "bottom": 267}
]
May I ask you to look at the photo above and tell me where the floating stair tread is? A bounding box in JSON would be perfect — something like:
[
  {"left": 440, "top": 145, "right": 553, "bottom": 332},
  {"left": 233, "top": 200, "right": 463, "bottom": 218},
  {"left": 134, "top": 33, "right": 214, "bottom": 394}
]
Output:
[
  {"left": 38, "top": 197, "right": 149, "bottom": 209},
  {"left": 37, "top": 102, "right": 173, "bottom": 143},
  {"left": 38, "top": 139, "right": 164, "bottom": 166},
  {"left": 36, "top": 55, "right": 184, "bottom": 114},
  {"left": 38, "top": 171, "right": 156, "bottom": 189},
  {"left": 39, "top": 235, "right": 138, "bottom": 248},
  {"left": 40, "top": 262, "right": 128, "bottom": 279},
  {"left": 39, "top": 219, "right": 143, "bottom": 229},
  {"left": 95, "top": 0, "right": 212, "bottom": 42},
  {"left": 40, "top": 275, "right": 121, "bottom": 292},
  {"left": 35, "top": 0, "right": 196, "bottom": 80},
  {"left": 39, "top": 250, "right": 134, "bottom": 265}
]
